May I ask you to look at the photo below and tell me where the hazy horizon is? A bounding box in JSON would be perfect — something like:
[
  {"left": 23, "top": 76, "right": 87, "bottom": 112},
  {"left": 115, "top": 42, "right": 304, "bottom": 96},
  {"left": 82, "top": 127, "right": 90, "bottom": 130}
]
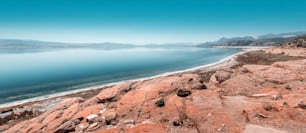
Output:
[
  {"left": 0, "top": 30, "right": 305, "bottom": 46},
  {"left": 1, "top": 0, "right": 306, "bottom": 44}
]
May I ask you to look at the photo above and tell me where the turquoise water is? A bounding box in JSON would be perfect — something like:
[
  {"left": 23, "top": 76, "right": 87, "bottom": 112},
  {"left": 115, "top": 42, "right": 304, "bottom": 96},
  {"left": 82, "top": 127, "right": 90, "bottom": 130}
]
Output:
[{"left": 0, "top": 47, "right": 240, "bottom": 104}]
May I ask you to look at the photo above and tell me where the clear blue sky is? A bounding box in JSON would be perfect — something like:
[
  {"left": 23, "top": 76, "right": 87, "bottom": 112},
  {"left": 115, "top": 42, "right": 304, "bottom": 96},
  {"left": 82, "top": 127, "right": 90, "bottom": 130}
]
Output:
[{"left": 0, "top": 0, "right": 306, "bottom": 44}]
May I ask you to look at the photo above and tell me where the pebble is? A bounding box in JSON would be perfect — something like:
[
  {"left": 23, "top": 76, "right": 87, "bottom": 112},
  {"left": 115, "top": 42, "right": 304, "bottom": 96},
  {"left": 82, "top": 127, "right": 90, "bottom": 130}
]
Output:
[{"left": 86, "top": 114, "right": 99, "bottom": 123}]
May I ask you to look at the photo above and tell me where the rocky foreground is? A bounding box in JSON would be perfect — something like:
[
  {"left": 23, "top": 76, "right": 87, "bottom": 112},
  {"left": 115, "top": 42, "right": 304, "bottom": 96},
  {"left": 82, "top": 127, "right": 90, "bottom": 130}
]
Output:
[{"left": 1, "top": 46, "right": 306, "bottom": 133}]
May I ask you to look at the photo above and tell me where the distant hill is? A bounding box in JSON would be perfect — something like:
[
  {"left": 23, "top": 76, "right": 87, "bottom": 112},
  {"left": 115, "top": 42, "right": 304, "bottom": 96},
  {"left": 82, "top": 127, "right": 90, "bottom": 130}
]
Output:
[
  {"left": 0, "top": 39, "right": 194, "bottom": 50},
  {"left": 2, "top": 31, "right": 306, "bottom": 50},
  {"left": 196, "top": 31, "right": 306, "bottom": 47},
  {"left": 0, "top": 39, "right": 135, "bottom": 49},
  {"left": 257, "top": 31, "right": 306, "bottom": 39}
]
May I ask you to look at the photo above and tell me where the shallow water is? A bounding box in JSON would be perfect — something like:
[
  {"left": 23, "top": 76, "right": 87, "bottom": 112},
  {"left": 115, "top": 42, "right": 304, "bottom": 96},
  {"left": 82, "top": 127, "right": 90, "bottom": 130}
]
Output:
[{"left": 0, "top": 47, "right": 240, "bottom": 104}]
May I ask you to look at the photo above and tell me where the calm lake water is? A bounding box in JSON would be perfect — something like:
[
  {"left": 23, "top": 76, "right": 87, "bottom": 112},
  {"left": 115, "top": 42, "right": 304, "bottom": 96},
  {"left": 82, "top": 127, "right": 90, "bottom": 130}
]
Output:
[{"left": 0, "top": 47, "right": 240, "bottom": 104}]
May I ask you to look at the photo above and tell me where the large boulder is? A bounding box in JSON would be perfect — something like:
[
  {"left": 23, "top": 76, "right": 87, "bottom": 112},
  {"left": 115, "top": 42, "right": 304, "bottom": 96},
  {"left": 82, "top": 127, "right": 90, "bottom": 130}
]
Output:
[
  {"left": 86, "top": 114, "right": 99, "bottom": 123},
  {"left": 103, "top": 109, "right": 117, "bottom": 125},
  {"left": 73, "top": 104, "right": 104, "bottom": 120},
  {"left": 54, "top": 119, "right": 81, "bottom": 133},
  {"left": 215, "top": 70, "right": 232, "bottom": 83},
  {"left": 96, "top": 82, "right": 131, "bottom": 103}
]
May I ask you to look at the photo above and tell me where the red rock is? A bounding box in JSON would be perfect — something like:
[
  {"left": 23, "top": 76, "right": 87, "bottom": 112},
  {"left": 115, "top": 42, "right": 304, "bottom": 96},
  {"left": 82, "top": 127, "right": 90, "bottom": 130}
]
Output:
[
  {"left": 103, "top": 109, "right": 117, "bottom": 125},
  {"left": 42, "top": 110, "right": 63, "bottom": 124},
  {"left": 75, "top": 122, "right": 89, "bottom": 132},
  {"left": 13, "top": 98, "right": 85, "bottom": 132},
  {"left": 215, "top": 58, "right": 306, "bottom": 96},
  {"left": 80, "top": 97, "right": 99, "bottom": 108},
  {"left": 95, "top": 128, "right": 120, "bottom": 133},
  {"left": 116, "top": 88, "right": 146, "bottom": 118},
  {"left": 5, "top": 121, "right": 28, "bottom": 133},
  {"left": 54, "top": 119, "right": 81, "bottom": 133},
  {"left": 45, "top": 118, "right": 69, "bottom": 132},
  {"left": 243, "top": 124, "right": 289, "bottom": 133},
  {"left": 281, "top": 88, "right": 306, "bottom": 108},
  {"left": 97, "top": 82, "right": 131, "bottom": 103},
  {"left": 215, "top": 70, "right": 232, "bottom": 83},
  {"left": 73, "top": 104, "right": 104, "bottom": 120},
  {"left": 265, "top": 47, "right": 306, "bottom": 57},
  {"left": 52, "top": 97, "right": 84, "bottom": 111},
  {"left": 61, "top": 103, "right": 81, "bottom": 118},
  {"left": 3, "top": 48, "right": 306, "bottom": 133},
  {"left": 138, "top": 74, "right": 199, "bottom": 99},
  {"left": 124, "top": 123, "right": 167, "bottom": 133},
  {"left": 86, "top": 114, "right": 99, "bottom": 123},
  {"left": 298, "top": 100, "right": 306, "bottom": 110},
  {"left": 86, "top": 122, "right": 103, "bottom": 132}
]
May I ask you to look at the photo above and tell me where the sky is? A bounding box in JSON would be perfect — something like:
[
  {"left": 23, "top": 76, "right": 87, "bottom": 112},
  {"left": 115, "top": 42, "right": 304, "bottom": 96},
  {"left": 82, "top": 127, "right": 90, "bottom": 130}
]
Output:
[{"left": 0, "top": 0, "right": 306, "bottom": 44}]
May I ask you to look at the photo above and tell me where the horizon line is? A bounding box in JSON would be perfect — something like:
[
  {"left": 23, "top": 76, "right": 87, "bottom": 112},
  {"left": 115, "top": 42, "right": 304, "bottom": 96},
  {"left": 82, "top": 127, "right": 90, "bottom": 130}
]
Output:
[{"left": 0, "top": 30, "right": 305, "bottom": 45}]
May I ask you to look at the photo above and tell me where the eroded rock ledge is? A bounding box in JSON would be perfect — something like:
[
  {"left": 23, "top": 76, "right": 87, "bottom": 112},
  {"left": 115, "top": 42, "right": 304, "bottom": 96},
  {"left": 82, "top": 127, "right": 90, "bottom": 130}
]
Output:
[{"left": 1, "top": 47, "right": 306, "bottom": 133}]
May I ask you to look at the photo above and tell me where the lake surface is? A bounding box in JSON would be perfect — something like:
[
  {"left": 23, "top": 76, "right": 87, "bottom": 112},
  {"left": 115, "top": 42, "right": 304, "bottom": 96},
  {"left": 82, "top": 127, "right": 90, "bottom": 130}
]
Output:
[{"left": 0, "top": 47, "right": 240, "bottom": 104}]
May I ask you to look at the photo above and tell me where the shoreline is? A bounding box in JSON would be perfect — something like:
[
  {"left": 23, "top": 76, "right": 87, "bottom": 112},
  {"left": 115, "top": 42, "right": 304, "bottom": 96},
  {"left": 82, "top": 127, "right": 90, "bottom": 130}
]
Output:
[
  {"left": 0, "top": 47, "right": 265, "bottom": 109},
  {"left": 2, "top": 45, "right": 305, "bottom": 132}
]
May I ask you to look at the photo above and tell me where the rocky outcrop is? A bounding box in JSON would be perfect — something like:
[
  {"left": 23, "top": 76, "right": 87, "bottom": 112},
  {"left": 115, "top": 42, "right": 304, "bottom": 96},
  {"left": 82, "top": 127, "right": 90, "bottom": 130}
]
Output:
[
  {"left": 96, "top": 82, "right": 132, "bottom": 103},
  {"left": 265, "top": 47, "right": 306, "bottom": 57},
  {"left": 283, "top": 36, "right": 306, "bottom": 48},
  {"left": 215, "top": 59, "right": 306, "bottom": 96},
  {"left": 2, "top": 47, "right": 306, "bottom": 133},
  {"left": 215, "top": 69, "right": 233, "bottom": 83}
]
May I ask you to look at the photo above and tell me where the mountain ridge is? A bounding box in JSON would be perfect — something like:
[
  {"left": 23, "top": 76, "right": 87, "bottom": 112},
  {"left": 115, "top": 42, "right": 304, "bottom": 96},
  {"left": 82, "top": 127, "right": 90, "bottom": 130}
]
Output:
[
  {"left": 197, "top": 31, "right": 306, "bottom": 47},
  {"left": 1, "top": 31, "right": 306, "bottom": 49}
]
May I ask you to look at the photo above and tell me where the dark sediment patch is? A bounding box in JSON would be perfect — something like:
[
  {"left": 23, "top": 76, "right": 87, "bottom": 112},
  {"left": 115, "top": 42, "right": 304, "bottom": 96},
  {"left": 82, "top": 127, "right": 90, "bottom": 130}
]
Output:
[
  {"left": 155, "top": 99, "right": 165, "bottom": 107},
  {"left": 197, "top": 70, "right": 216, "bottom": 82},
  {"left": 176, "top": 89, "right": 191, "bottom": 97},
  {"left": 198, "top": 84, "right": 207, "bottom": 90}
]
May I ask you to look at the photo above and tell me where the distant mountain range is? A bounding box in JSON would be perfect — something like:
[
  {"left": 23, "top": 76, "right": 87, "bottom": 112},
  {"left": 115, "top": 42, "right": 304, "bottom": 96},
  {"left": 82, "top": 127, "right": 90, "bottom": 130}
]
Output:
[
  {"left": 0, "top": 39, "right": 194, "bottom": 50},
  {"left": 0, "top": 39, "right": 135, "bottom": 49},
  {"left": 196, "top": 31, "right": 306, "bottom": 47},
  {"left": 1, "top": 31, "right": 306, "bottom": 49}
]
